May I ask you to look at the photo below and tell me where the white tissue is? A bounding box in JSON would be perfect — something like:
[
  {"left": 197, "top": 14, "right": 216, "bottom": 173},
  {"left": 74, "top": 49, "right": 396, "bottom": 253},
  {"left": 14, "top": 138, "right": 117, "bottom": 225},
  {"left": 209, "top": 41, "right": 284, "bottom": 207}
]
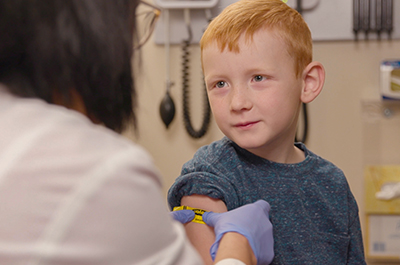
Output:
[{"left": 375, "top": 182, "right": 400, "bottom": 200}]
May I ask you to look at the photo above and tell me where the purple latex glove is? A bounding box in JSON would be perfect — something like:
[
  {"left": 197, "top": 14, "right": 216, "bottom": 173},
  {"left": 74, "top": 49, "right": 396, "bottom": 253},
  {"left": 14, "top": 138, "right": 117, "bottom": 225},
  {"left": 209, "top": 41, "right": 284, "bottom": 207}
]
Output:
[
  {"left": 202, "top": 200, "right": 274, "bottom": 265},
  {"left": 170, "top": 209, "right": 195, "bottom": 224}
]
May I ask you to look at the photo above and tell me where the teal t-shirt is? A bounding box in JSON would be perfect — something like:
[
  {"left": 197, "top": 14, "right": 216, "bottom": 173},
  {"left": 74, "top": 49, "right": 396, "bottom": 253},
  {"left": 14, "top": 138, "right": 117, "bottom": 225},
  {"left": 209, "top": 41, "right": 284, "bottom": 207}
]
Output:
[{"left": 168, "top": 137, "right": 366, "bottom": 264}]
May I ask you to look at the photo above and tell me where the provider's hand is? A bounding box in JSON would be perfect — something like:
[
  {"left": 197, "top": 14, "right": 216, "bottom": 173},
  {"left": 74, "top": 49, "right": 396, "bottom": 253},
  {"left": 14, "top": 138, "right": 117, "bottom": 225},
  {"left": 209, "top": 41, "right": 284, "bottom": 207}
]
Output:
[
  {"left": 202, "top": 200, "right": 274, "bottom": 265},
  {"left": 170, "top": 209, "right": 195, "bottom": 224}
]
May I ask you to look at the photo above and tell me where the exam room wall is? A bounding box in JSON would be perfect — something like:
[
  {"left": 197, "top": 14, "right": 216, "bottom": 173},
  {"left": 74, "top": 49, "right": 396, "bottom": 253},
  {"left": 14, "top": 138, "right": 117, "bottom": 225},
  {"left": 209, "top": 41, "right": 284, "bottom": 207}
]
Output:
[{"left": 125, "top": 39, "right": 400, "bottom": 264}]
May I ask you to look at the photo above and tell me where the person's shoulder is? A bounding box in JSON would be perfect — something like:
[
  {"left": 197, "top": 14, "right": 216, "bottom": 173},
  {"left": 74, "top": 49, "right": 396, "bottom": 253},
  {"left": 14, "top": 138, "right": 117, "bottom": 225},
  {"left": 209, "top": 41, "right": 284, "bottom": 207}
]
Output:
[
  {"left": 298, "top": 143, "right": 347, "bottom": 182},
  {"left": 194, "top": 137, "right": 237, "bottom": 160},
  {"left": 298, "top": 143, "right": 337, "bottom": 166},
  {"left": 52, "top": 105, "right": 162, "bottom": 184},
  {"left": 12, "top": 95, "right": 152, "bottom": 169},
  {"left": 0, "top": 92, "right": 161, "bottom": 184}
]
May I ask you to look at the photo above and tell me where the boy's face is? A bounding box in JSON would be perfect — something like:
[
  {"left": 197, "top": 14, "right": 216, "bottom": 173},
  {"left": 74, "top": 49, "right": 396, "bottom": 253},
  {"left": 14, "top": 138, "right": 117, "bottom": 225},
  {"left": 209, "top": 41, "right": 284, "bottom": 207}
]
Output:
[{"left": 203, "top": 28, "right": 303, "bottom": 160}]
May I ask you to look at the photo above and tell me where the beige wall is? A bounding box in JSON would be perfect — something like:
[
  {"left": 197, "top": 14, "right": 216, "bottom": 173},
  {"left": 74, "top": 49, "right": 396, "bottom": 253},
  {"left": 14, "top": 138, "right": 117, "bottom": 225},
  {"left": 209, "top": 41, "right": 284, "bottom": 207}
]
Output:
[{"left": 125, "top": 36, "right": 400, "bottom": 263}]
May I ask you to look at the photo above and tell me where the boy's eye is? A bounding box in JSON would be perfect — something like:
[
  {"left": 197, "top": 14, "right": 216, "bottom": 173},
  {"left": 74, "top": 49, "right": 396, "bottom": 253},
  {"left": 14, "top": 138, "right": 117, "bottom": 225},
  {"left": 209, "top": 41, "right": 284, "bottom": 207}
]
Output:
[
  {"left": 253, "top": 75, "right": 265, "bottom": 82},
  {"left": 216, "top": 81, "right": 226, "bottom": 88}
]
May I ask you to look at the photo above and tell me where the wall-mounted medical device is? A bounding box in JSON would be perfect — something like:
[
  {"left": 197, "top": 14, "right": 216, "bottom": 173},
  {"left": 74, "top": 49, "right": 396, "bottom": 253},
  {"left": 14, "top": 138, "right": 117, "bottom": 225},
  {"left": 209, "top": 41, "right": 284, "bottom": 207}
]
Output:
[
  {"left": 155, "top": 0, "right": 219, "bottom": 138},
  {"left": 154, "top": 0, "right": 232, "bottom": 45},
  {"left": 155, "top": 0, "right": 218, "bottom": 9},
  {"left": 353, "top": 0, "right": 394, "bottom": 40}
]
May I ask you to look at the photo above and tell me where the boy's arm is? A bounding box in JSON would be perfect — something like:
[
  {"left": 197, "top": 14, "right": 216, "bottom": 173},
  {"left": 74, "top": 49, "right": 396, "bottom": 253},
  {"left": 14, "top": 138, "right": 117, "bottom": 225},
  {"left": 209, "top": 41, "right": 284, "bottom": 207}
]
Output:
[
  {"left": 181, "top": 194, "right": 228, "bottom": 265},
  {"left": 347, "top": 210, "right": 367, "bottom": 264}
]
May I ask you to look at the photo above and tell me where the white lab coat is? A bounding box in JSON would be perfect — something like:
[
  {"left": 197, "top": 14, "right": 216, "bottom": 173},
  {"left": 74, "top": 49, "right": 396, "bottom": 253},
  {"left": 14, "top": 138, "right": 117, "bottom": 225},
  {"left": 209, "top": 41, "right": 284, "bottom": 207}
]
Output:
[{"left": 0, "top": 85, "right": 203, "bottom": 265}]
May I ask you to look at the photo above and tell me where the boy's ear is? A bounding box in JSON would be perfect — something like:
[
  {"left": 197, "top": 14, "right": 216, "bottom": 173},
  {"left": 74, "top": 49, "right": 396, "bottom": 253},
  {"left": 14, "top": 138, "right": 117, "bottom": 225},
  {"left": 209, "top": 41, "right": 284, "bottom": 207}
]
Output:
[{"left": 300, "top": 61, "right": 325, "bottom": 103}]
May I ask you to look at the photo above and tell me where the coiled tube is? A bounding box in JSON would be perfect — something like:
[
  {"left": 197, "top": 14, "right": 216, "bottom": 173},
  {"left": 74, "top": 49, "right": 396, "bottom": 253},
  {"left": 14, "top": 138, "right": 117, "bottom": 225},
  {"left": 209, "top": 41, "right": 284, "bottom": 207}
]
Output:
[{"left": 181, "top": 36, "right": 211, "bottom": 139}]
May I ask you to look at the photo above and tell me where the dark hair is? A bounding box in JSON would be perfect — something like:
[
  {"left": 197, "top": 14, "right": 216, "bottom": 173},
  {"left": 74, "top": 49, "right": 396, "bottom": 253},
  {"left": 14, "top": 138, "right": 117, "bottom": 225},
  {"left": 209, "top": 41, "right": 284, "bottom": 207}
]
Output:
[{"left": 0, "top": 0, "right": 139, "bottom": 132}]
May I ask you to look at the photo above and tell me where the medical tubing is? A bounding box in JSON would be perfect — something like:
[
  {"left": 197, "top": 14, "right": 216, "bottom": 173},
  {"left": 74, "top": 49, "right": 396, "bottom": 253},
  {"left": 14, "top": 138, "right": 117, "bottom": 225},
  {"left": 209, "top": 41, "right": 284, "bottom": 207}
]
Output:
[
  {"left": 181, "top": 26, "right": 211, "bottom": 139},
  {"left": 295, "top": 103, "right": 308, "bottom": 143}
]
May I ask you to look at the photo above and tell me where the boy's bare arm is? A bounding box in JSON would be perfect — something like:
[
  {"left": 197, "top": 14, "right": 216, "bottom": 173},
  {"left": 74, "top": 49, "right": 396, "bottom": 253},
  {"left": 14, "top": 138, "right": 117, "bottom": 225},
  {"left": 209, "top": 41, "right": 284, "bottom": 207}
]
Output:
[{"left": 181, "top": 195, "right": 228, "bottom": 265}]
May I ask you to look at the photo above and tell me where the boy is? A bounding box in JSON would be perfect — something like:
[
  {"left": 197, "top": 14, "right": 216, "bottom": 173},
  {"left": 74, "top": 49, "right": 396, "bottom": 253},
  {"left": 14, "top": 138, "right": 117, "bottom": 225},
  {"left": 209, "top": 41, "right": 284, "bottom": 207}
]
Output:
[{"left": 168, "top": 0, "right": 366, "bottom": 264}]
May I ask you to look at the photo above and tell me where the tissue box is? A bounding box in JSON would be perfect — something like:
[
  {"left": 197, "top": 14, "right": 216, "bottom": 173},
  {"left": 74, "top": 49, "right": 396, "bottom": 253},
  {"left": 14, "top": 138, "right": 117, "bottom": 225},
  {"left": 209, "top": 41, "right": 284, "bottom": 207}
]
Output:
[
  {"left": 365, "top": 165, "right": 400, "bottom": 214},
  {"left": 365, "top": 165, "right": 400, "bottom": 260},
  {"left": 380, "top": 60, "right": 400, "bottom": 100}
]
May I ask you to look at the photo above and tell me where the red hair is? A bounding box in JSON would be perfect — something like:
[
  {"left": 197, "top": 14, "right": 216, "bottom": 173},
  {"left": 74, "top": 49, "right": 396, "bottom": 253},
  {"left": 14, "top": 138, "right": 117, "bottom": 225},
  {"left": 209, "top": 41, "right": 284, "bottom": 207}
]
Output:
[{"left": 200, "top": 0, "right": 312, "bottom": 77}]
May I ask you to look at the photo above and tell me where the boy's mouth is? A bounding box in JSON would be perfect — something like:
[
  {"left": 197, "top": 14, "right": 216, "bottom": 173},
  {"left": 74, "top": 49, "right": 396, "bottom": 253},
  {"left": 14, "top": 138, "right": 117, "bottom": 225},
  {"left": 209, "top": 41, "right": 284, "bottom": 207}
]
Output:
[{"left": 234, "top": 121, "right": 259, "bottom": 129}]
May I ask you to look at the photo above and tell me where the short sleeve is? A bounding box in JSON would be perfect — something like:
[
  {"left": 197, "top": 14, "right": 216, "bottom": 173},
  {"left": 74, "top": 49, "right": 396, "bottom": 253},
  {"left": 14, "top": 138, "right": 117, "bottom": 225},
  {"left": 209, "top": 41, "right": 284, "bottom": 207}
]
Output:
[
  {"left": 168, "top": 171, "right": 241, "bottom": 210},
  {"left": 168, "top": 140, "right": 242, "bottom": 210},
  {"left": 346, "top": 188, "right": 367, "bottom": 264}
]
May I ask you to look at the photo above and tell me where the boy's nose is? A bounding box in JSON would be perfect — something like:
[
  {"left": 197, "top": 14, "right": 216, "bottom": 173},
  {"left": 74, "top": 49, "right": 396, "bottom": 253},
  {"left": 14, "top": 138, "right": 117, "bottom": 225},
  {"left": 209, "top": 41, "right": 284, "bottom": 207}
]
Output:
[{"left": 230, "top": 87, "right": 252, "bottom": 112}]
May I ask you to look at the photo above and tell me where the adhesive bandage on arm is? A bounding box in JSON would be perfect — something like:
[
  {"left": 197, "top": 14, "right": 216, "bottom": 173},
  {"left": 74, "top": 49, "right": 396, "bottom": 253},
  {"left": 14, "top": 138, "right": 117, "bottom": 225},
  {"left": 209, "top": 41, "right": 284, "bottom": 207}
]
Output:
[{"left": 173, "top": 205, "right": 207, "bottom": 224}]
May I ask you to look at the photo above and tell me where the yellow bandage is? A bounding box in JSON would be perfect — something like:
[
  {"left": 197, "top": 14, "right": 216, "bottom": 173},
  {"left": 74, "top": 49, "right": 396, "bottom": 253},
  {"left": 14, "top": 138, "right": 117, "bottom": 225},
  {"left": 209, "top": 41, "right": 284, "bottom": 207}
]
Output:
[{"left": 173, "top": 205, "right": 207, "bottom": 224}]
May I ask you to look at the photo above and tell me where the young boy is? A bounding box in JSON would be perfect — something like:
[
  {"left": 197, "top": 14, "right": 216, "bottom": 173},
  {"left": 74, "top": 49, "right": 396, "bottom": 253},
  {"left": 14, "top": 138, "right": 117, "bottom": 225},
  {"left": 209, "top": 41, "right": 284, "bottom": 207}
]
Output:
[{"left": 168, "top": 0, "right": 366, "bottom": 264}]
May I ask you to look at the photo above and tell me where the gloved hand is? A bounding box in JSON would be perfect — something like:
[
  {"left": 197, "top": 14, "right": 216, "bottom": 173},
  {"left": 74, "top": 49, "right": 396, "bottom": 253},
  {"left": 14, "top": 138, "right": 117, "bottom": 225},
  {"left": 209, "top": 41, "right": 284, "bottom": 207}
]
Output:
[
  {"left": 169, "top": 209, "right": 195, "bottom": 224},
  {"left": 202, "top": 200, "right": 274, "bottom": 265}
]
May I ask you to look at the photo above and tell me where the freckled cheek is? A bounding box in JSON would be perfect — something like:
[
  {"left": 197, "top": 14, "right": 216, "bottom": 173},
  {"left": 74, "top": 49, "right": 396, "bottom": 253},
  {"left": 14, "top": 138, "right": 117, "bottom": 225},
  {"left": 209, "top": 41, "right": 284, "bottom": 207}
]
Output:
[
  {"left": 209, "top": 102, "right": 224, "bottom": 119},
  {"left": 208, "top": 95, "right": 222, "bottom": 110},
  {"left": 209, "top": 99, "right": 229, "bottom": 123}
]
